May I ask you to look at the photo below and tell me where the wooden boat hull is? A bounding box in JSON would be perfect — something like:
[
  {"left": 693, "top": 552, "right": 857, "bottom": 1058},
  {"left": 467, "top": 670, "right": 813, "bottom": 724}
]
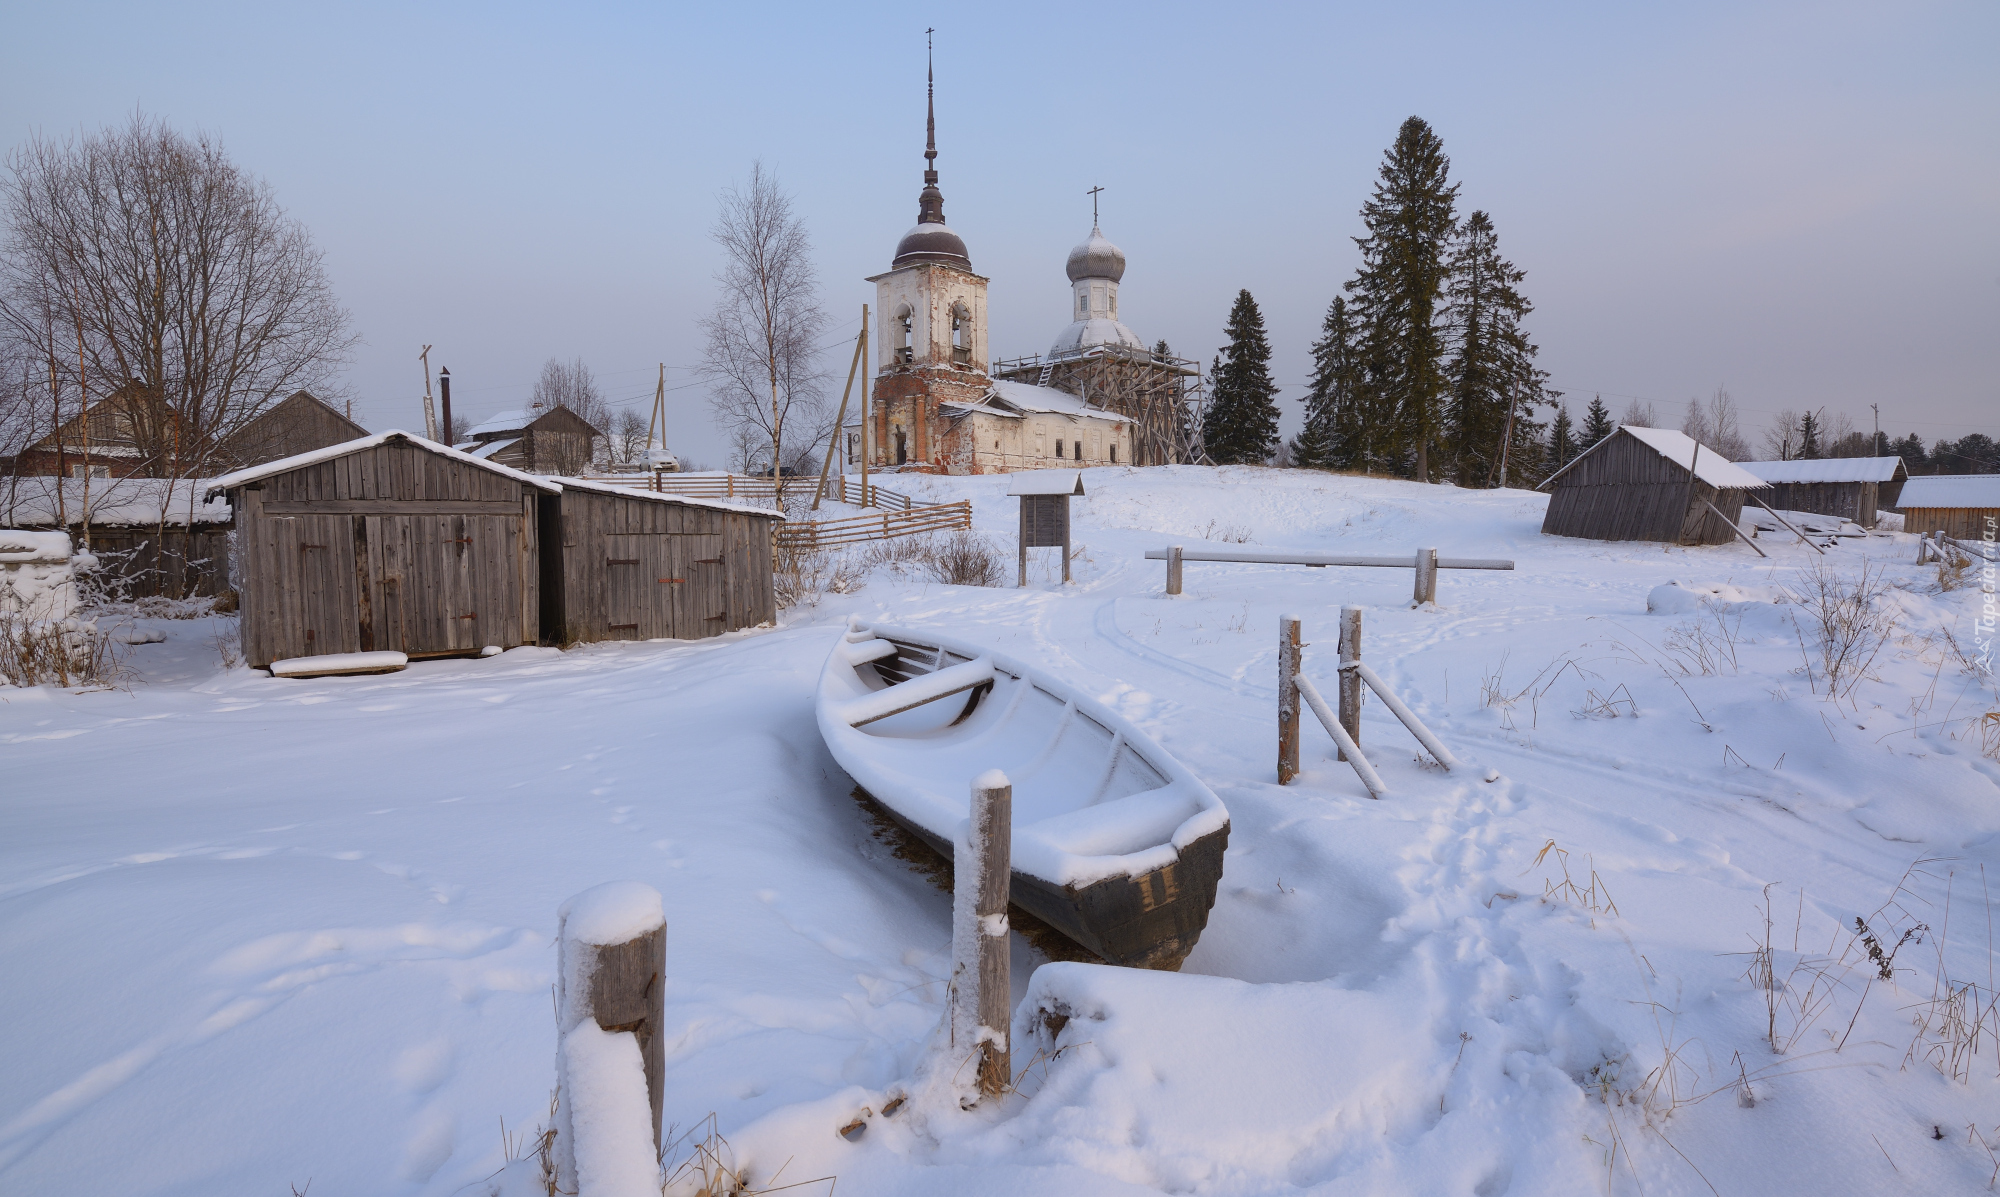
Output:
[
  {"left": 819, "top": 620, "right": 1230, "bottom": 972},
  {"left": 870, "top": 793, "right": 1228, "bottom": 971}
]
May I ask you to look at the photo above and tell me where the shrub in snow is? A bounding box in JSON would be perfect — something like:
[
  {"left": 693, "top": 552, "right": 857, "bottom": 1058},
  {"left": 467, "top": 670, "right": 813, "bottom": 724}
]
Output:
[{"left": 0, "top": 530, "right": 81, "bottom": 621}]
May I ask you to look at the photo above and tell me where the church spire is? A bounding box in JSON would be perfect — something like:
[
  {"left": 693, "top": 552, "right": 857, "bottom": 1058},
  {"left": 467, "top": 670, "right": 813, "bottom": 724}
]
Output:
[{"left": 917, "top": 29, "right": 946, "bottom": 226}]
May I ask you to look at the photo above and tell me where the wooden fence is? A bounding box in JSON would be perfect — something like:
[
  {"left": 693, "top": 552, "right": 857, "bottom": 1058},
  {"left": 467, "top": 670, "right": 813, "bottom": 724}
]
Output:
[{"left": 773, "top": 500, "right": 971, "bottom": 552}]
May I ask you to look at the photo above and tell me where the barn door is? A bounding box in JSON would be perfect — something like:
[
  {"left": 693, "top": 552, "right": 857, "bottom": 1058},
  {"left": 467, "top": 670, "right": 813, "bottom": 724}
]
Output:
[
  {"left": 604, "top": 533, "right": 674, "bottom": 640},
  {"left": 363, "top": 513, "right": 524, "bottom": 655},
  {"left": 263, "top": 513, "right": 362, "bottom": 661},
  {"left": 671, "top": 534, "right": 725, "bottom": 638}
]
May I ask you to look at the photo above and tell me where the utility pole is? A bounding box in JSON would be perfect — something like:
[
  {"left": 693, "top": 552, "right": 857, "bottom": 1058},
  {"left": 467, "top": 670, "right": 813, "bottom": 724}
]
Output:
[
  {"left": 1495, "top": 379, "right": 1520, "bottom": 488},
  {"left": 1871, "top": 402, "right": 1881, "bottom": 456},
  {"left": 647, "top": 364, "right": 666, "bottom": 454},
  {"left": 418, "top": 345, "right": 437, "bottom": 441},
  {"left": 860, "top": 310, "right": 871, "bottom": 507},
  {"left": 438, "top": 368, "right": 453, "bottom": 448},
  {"left": 811, "top": 305, "right": 868, "bottom": 511}
]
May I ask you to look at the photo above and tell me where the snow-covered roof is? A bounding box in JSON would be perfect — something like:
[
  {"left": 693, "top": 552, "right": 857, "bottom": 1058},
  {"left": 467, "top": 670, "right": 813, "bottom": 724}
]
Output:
[
  {"left": 464, "top": 410, "right": 532, "bottom": 439},
  {"left": 1897, "top": 475, "right": 2000, "bottom": 509},
  {"left": 205, "top": 431, "right": 562, "bottom": 497},
  {"left": 1007, "top": 471, "right": 1085, "bottom": 497},
  {"left": 1050, "top": 317, "right": 1146, "bottom": 356},
  {"left": 940, "top": 399, "right": 1021, "bottom": 420},
  {"left": 1738, "top": 457, "right": 1907, "bottom": 484},
  {"left": 466, "top": 437, "right": 518, "bottom": 461},
  {"left": 0, "top": 529, "right": 74, "bottom": 562},
  {"left": 987, "top": 381, "right": 1129, "bottom": 423},
  {"left": 0, "top": 477, "right": 233, "bottom": 528},
  {"left": 1542, "top": 426, "right": 1769, "bottom": 491},
  {"left": 546, "top": 476, "right": 785, "bottom": 520}
]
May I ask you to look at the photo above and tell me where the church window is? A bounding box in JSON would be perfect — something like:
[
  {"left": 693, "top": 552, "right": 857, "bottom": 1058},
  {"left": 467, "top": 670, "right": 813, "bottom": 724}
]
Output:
[
  {"left": 1055, "top": 440, "right": 1065, "bottom": 459},
  {"left": 1077, "top": 292, "right": 1088, "bottom": 319},
  {"left": 1110, "top": 444, "right": 1118, "bottom": 463},
  {"left": 951, "top": 303, "right": 972, "bottom": 364}
]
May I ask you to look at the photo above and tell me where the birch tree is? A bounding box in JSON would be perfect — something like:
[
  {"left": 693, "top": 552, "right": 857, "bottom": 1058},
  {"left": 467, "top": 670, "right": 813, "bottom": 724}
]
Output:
[{"left": 699, "top": 164, "right": 827, "bottom": 490}]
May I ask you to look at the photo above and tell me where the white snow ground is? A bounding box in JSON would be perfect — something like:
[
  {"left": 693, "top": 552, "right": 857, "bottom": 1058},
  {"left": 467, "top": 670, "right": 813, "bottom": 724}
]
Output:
[{"left": 3, "top": 465, "right": 1998, "bottom": 1196}]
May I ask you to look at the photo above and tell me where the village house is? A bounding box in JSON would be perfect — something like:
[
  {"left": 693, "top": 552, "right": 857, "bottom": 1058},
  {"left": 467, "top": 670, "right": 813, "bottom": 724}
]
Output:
[
  {"left": 6, "top": 388, "right": 366, "bottom": 479},
  {"left": 456, "top": 406, "right": 603, "bottom": 475}
]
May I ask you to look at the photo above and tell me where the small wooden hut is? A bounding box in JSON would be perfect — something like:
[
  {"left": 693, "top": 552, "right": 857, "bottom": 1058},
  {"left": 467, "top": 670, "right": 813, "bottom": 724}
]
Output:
[
  {"left": 210, "top": 431, "right": 784, "bottom": 670},
  {"left": 0, "top": 477, "right": 233, "bottom": 598},
  {"left": 1736, "top": 457, "right": 1907, "bottom": 528},
  {"left": 542, "top": 477, "right": 781, "bottom": 644},
  {"left": 210, "top": 432, "right": 557, "bottom": 669},
  {"left": 1892, "top": 475, "right": 2000, "bottom": 539},
  {"left": 1539, "top": 426, "right": 1770, "bottom": 545}
]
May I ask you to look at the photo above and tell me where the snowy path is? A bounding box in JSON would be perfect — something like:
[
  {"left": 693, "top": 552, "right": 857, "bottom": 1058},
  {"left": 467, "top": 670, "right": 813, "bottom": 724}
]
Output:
[{"left": 5, "top": 466, "right": 1999, "bottom": 1195}]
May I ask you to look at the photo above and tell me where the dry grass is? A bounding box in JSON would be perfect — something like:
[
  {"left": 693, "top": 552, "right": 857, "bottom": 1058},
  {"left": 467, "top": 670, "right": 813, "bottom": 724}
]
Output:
[
  {"left": 920, "top": 529, "right": 1004, "bottom": 587},
  {"left": 772, "top": 542, "right": 865, "bottom": 609},
  {"left": 1787, "top": 558, "right": 1898, "bottom": 701},
  {"left": 661, "top": 1111, "right": 834, "bottom": 1196},
  {"left": 1527, "top": 839, "right": 1620, "bottom": 927},
  {"left": 0, "top": 617, "right": 126, "bottom": 689}
]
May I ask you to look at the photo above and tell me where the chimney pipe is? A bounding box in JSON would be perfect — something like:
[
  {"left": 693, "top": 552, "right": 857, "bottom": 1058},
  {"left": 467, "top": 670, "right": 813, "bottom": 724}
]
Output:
[{"left": 438, "top": 368, "right": 453, "bottom": 446}]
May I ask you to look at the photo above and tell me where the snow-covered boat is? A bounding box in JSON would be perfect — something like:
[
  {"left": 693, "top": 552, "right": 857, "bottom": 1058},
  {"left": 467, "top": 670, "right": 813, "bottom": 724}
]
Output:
[{"left": 817, "top": 619, "right": 1229, "bottom": 970}]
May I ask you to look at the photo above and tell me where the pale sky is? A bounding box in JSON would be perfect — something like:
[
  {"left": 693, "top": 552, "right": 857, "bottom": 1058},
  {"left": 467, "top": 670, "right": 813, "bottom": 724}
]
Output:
[{"left": 4, "top": 1, "right": 1994, "bottom": 467}]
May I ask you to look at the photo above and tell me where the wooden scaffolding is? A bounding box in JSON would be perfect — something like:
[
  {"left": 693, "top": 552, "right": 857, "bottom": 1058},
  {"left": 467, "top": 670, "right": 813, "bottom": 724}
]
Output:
[{"left": 991, "top": 345, "right": 1206, "bottom": 466}]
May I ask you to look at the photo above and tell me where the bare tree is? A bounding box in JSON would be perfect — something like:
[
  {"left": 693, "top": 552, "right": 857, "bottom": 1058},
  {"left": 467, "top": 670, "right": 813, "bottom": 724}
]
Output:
[
  {"left": 530, "top": 356, "right": 609, "bottom": 432},
  {"left": 699, "top": 163, "right": 827, "bottom": 491},
  {"left": 1763, "top": 410, "right": 1803, "bottom": 460},
  {"left": 1620, "top": 399, "right": 1656, "bottom": 428},
  {"left": 1681, "top": 386, "right": 1749, "bottom": 460},
  {"left": 609, "top": 408, "right": 648, "bottom": 467},
  {"left": 0, "top": 114, "right": 352, "bottom": 589}
]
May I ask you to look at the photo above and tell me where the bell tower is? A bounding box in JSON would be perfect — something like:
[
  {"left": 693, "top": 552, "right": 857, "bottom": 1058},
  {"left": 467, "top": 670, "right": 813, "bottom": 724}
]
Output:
[{"left": 863, "top": 33, "right": 990, "bottom": 472}]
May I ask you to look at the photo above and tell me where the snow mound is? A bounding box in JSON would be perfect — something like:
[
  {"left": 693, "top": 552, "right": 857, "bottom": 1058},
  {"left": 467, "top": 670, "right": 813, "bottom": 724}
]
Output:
[
  {"left": 270, "top": 650, "right": 409, "bottom": 678},
  {"left": 559, "top": 880, "right": 665, "bottom": 948},
  {"left": 1645, "top": 580, "right": 1786, "bottom": 614}
]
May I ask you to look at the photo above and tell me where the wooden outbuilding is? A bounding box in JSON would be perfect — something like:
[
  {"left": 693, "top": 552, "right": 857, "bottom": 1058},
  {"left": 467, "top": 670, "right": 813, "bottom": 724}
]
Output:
[
  {"left": 1892, "top": 475, "right": 2000, "bottom": 540},
  {"left": 458, "top": 407, "right": 602, "bottom": 475},
  {"left": 1538, "top": 426, "right": 1770, "bottom": 546},
  {"left": 0, "top": 476, "right": 232, "bottom": 598},
  {"left": 209, "top": 431, "right": 783, "bottom": 670},
  {"left": 542, "top": 476, "right": 781, "bottom": 644},
  {"left": 1736, "top": 457, "right": 1907, "bottom": 528}
]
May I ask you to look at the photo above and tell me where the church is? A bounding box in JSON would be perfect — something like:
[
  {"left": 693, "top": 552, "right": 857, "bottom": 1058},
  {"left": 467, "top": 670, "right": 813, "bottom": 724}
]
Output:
[{"left": 847, "top": 72, "right": 1201, "bottom": 476}]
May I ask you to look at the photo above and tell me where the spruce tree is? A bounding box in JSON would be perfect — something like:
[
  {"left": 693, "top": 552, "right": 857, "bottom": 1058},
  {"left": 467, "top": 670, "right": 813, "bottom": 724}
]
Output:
[
  {"left": 1798, "top": 410, "right": 1822, "bottom": 459},
  {"left": 1581, "top": 395, "right": 1615, "bottom": 446},
  {"left": 1441, "top": 210, "right": 1537, "bottom": 485},
  {"left": 1201, "top": 290, "right": 1281, "bottom": 465},
  {"left": 1545, "top": 402, "right": 1576, "bottom": 475},
  {"left": 1344, "top": 116, "right": 1459, "bottom": 481},
  {"left": 1290, "top": 297, "right": 1362, "bottom": 470}
]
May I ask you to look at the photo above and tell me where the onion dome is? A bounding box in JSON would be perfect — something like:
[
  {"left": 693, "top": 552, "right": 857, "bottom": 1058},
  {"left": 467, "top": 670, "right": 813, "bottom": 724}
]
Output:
[{"left": 1065, "top": 226, "right": 1126, "bottom": 283}]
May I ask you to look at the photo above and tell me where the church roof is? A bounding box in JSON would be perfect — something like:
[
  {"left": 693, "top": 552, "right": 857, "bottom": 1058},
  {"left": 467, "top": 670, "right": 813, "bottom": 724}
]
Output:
[
  {"left": 893, "top": 222, "right": 971, "bottom": 270},
  {"left": 1050, "top": 317, "right": 1146, "bottom": 356}
]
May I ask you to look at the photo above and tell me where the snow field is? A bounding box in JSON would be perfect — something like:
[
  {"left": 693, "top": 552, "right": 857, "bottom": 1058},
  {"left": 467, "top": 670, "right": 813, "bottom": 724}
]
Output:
[{"left": 2, "top": 465, "right": 1997, "bottom": 1195}]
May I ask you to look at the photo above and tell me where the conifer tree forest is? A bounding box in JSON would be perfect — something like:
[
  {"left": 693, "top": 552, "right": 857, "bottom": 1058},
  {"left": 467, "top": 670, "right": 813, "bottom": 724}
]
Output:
[
  {"left": 1208, "top": 116, "right": 1559, "bottom": 486},
  {"left": 1200, "top": 290, "right": 1281, "bottom": 465}
]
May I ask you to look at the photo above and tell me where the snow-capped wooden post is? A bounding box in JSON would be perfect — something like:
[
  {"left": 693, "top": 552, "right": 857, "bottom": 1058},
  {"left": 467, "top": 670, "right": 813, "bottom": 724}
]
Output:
[
  {"left": 1337, "top": 605, "right": 1362, "bottom": 762},
  {"left": 954, "top": 770, "right": 1012, "bottom": 1099},
  {"left": 1413, "top": 547, "right": 1438, "bottom": 606},
  {"left": 1166, "top": 544, "right": 1184, "bottom": 595},
  {"left": 1278, "top": 615, "right": 1301, "bottom": 785},
  {"left": 555, "top": 882, "right": 667, "bottom": 1194}
]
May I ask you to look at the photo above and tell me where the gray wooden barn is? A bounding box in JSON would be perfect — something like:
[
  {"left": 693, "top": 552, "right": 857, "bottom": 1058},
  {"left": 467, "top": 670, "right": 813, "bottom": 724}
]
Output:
[
  {"left": 1736, "top": 457, "right": 1907, "bottom": 528},
  {"left": 211, "top": 432, "right": 782, "bottom": 670},
  {"left": 1539, "top": 426, "right": 1770, "bottom": 545},
  {"left": 1892, "top": 475, "right": 2000, "bottom": 540},
  {"left": 542, "top": 476, "right": 780, "bottom": 644}
]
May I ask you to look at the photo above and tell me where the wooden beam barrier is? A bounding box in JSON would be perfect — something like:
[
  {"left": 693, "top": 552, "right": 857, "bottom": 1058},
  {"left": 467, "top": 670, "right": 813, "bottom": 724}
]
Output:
[
  {"left": 1277, "top": 614, "right": 1301, "bottom": 785},
  {"left": 1337, "top": 605, "right": 1361, "bottom": 763},
  {"left": 1145, "top": 546, "right": 1513, "bottom": 601}
]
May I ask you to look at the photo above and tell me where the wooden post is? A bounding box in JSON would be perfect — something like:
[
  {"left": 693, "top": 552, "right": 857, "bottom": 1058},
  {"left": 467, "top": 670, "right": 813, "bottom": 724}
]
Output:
[
  {"left": 555, "top": 882, "right": 667, "bottom": 1189},
  {"left": 1278, "top": 615, "right": 1301, "bottom": 785},
  {"left": 1413, "top": 547, "right": 1438, "bottom": 605},
  {"left": 954, "top": 770, "right": 1012, "bottom": 1099},
  {"left": 1061, "top": 497, "right": 1072, "bottom": 585},
  {"left": 811, "top": 307, "right": 867, "bottom": 512},
  {"left": 1678, "top": 442, "right": 1702, "bottom": 545},
  {"left": 1166, "top": 544, "right": 1184, "bottom": 595},
  {"left": 1018, "top": 497, "right": 1028, "bottom": 588},
  {"left": 1337, "top": 605, "right": 1361, "bottom": 762}
]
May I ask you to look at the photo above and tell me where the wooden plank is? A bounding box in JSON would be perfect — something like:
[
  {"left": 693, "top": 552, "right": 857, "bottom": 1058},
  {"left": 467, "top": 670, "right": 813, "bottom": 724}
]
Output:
[{"left": 262, "top": 499, "right": 527, "bottom": 515}]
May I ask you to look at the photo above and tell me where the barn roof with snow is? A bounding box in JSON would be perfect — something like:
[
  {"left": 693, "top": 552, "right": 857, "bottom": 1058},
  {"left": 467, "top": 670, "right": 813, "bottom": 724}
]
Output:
[
  {"left": 1738, "top": 457, "right": 1907, "bottom": 485},
  {"left": 1539, "top": 426, "right": 1767, "bottom": 546}
]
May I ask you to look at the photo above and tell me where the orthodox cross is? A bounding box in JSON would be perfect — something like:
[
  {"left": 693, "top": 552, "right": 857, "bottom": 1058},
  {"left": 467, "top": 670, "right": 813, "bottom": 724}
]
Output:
[{"left": 1087, "top": 184, "right": 1104, "bottom": 227}]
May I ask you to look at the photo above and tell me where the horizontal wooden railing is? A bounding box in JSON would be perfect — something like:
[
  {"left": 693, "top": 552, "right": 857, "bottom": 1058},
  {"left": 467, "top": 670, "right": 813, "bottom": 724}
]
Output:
[
  {"left": 821, "top": 475, "right": 920, "bottom": 512},
  {"left": 774, "top": 501, "right": 972, "bottom": 551}
]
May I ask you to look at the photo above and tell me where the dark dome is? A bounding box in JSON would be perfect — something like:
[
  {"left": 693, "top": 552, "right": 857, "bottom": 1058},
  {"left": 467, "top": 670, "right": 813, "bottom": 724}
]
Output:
[
  {"left": 1065, "top": 228, "right": 1126, "bottom": 283},
  {"left": 893, "top": 222, "right": 971, "bottom": 270}
]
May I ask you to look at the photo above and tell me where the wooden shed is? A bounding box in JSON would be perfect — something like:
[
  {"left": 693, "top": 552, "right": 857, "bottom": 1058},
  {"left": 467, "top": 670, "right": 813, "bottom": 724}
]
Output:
[
  {"left": 1736, "top": 457, "right": 1907, "bottom": 528},
  {"left": 541, "top": 476, "right": 781, "bottom": 644},
  {"left": 1892, "top": 475, "right": 2000, "bottom": 540},
  {"left": 210, "top": 432, "right": 557, "bottom": 669},
  {"left": 0, "top": 476, "right": 233, "bottom": 598},
  {"left": 1538, "top": 426, "right": 1770, "bottom": 545}
]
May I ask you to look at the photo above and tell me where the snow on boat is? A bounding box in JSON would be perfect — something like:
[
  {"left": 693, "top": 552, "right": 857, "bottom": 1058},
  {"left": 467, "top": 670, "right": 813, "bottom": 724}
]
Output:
[{"left": 818, "top": 619, "right": 1229, "bottom": 970}]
